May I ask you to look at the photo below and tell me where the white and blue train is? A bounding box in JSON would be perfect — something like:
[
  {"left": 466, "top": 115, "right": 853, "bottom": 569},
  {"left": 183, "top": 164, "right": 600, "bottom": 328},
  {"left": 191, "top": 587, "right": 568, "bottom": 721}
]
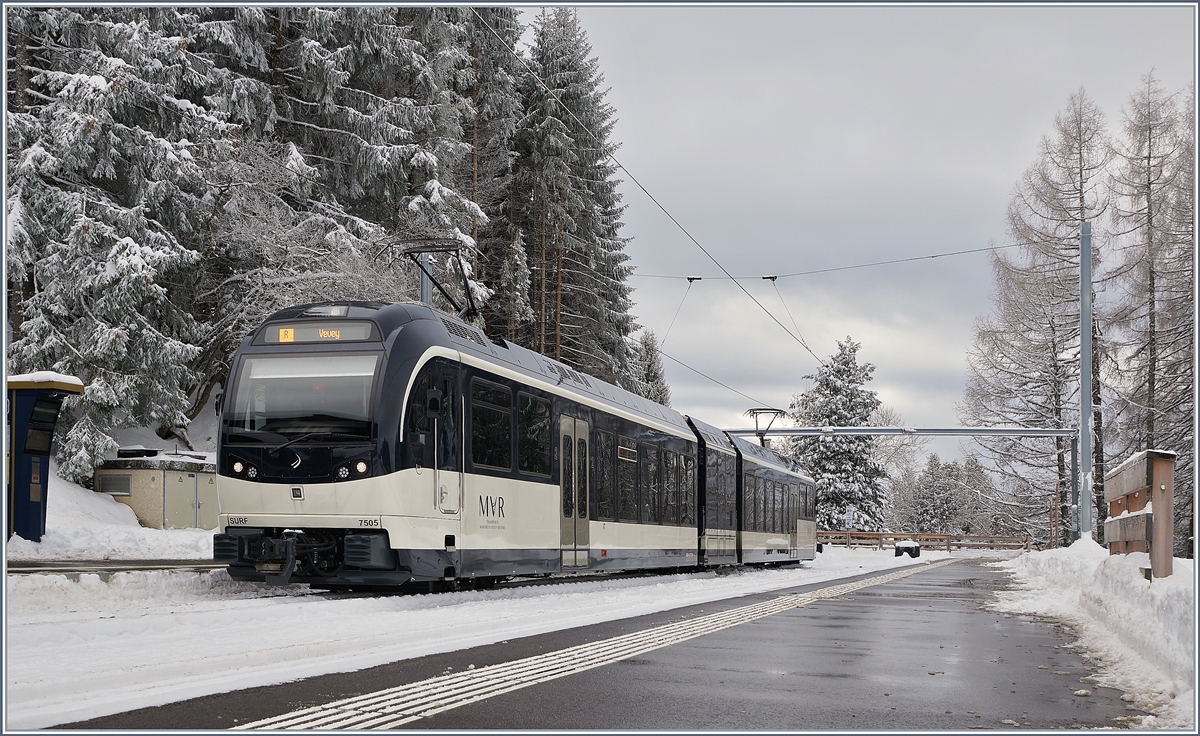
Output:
[{"left": 213, "top": 302, "right": 817, "bottom": 590}]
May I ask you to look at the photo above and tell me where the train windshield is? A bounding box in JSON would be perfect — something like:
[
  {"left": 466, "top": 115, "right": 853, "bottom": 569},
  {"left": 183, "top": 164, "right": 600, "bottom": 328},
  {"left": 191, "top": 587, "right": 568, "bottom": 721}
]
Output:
[{"left": 227, "top": 353, "right": 381, "bottom": 441}]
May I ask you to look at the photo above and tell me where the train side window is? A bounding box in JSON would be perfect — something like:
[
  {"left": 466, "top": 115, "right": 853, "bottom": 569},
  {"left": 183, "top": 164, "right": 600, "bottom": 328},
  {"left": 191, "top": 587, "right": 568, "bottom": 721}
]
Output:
[
  {"left": 768, "top": 480, "right": 777, "bottom": 530},
  {"left": 664, "top": 450, "right": 678, "bottom": 525},
  {"left": 470, "top": 378, "right": 512, "bottom": 471},
  {"left": 681, "top": 455, "right": 696, "bottom": 526},
  {"left": 744, "top": 473, "right": 754, "bottom": 532},
  {"left": 617, "top": 436, "right": 638, "bottom": 521},
  {"left": 405, "top": 370, "right": 432, "bottom": 435},
  {"left": 723, "top": 454, "right": 734, "bottom": 529},
  {"left": 517, "top": 392, "right": 551, "bottom": 476},
  {"left": 596, "top": 431, "right": 615, "bottom": 520},
  {"left": 790, "top": 483, "right": 799, "bottom": 530},
  {"left": 776, "top": 481, "right": 784, "bottom": 533},
  {"left": 639, "top": 443, "right": 661, "bottom": 524},
  {"left": 764, "top": 478, "right": 773, "bottom": 534},
  {"left": 748, "top": 473, "right": 758, "bottom": 530}
]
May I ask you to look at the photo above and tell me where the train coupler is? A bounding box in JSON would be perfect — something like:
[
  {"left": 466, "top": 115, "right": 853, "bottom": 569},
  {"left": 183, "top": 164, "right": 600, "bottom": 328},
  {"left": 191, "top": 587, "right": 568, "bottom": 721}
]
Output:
[{"left": 259, "top": 537, "right": 298, "bottom": 585}]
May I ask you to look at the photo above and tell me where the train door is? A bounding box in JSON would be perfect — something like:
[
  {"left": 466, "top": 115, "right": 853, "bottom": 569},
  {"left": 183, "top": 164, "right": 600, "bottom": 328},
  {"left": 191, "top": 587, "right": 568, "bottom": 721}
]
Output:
[
  {"left": 559, "top": 415, "right": 590, "bottom": 568},
  {"left": 434, "top": 365, "right": 462, "bottom": 515}
]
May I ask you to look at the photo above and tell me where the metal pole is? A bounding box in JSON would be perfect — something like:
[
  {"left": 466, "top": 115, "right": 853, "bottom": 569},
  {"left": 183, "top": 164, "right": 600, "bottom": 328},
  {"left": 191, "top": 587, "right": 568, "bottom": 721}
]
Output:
[
  {"left": 419, "top": 252, "right": 433, "bottom": 305},
  {"left": 1080, "top": 222, "right": 1093, "bottom": 540},
  {"left": 1070, "top": 435, "right": 1079, "bottom": 543}
]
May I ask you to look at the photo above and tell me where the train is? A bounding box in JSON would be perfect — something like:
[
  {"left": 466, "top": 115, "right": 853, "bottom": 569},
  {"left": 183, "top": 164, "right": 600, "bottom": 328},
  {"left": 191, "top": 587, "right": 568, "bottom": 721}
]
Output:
[{"left": 212, "top": 301, "right": 818, "bottom": 591}]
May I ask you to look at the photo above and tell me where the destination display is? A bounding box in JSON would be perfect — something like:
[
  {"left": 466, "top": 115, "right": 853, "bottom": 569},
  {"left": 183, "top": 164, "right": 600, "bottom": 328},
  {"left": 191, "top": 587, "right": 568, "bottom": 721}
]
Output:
[{"left": 261, "top": 321, "right": 376, "bottom": 344}]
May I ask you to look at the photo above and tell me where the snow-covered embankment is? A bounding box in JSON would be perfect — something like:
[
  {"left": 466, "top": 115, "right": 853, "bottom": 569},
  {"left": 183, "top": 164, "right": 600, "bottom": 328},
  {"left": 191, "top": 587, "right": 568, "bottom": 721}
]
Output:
[{"left": 991, "top": 539, "right": 1194, "bottom": 729}]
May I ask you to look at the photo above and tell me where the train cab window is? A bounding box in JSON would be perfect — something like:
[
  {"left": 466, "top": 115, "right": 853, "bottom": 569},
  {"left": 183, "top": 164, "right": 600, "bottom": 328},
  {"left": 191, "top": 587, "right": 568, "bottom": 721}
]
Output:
[
  {"left": 470, "top": 378, "right": 512, "bottom": 470},
  {"left": 596, "top": 431, "right": 615, "bottom": 520},
  {"left": 639, "top": 443, "right": 661, "bottom": 524},
  {"left": 517, "top": 392, "right": 551, "bottom": 476},
  {"left": 617, "top": 437, "right": 637, "bottom": 521},
  {"left": 664, "top": 450, "right": 678, "bottom": 525},
  {"left": 406, "top": 371, "right": 432, "bottom": 436},
  {"left": 681, "top": 455, "right": 696, "bottom": 526}
]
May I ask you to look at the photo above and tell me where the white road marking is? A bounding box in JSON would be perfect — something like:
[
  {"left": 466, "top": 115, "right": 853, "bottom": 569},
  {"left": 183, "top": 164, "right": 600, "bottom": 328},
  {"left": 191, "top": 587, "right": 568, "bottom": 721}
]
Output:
[{"left": 236, "top": 560, "right": 957, "bottom": 730}]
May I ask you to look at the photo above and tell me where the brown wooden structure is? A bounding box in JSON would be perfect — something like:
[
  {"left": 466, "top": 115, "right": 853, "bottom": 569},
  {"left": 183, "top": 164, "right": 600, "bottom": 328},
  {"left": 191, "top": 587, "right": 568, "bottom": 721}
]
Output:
[
  {"left": 1103, "top": 449, "right": 1175, "bottom": 578},
  {"left": 816, "top": 530, "right": 1030, "bottom": 552}
]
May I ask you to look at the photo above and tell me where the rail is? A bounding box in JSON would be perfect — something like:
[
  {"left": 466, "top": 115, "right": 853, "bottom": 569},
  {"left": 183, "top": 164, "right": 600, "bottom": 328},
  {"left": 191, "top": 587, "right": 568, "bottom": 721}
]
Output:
[{"left": 817, "top": 531, "right": 1031, "bottom": 552}]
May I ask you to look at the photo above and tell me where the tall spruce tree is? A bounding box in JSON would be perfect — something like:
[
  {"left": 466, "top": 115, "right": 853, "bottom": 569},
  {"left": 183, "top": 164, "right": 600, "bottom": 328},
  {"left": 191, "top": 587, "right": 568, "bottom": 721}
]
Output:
[
  {"left": 459, "top": 9, "right": 533, "bottom": 343},
  {"left": 628, "top": 329, "right": 671, "bottom": 406},
  {"left": 512, "top": 8, "right": 633, "bottom": 383},
  {"left": 787, "top": 338, "right": 886, "bottom": 530}
]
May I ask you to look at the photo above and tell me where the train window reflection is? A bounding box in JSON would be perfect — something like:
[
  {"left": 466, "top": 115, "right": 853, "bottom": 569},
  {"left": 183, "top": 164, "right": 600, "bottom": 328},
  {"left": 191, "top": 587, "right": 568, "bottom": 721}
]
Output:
[
  {"left": 517, "top": 393, "right": 551, "bottom": 476},
  {"left": 596, "top": 431, "right": 615, "bottom": 520},
  {"left": 470, "top": 378, "right": 512, "bottom": 470},
  {"left": 617, "top": 436, "right": 637, "bottom": 521}
]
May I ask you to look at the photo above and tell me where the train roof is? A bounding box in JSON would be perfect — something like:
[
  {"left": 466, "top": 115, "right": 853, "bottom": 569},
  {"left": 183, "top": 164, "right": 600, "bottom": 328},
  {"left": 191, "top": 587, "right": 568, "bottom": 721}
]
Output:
[
  {"left": 727, "top": 432, "right": 812, "bottom": 481},
  {"left": 684, "top": 416, "right": 736, "bottom": 456},
  {"left": 257, "top": 301, "right": 696, "bottom": 438}
]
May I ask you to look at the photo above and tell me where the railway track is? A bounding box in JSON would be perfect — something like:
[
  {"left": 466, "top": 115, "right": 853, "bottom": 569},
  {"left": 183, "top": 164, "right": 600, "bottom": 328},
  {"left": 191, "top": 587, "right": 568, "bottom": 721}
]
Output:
[{"left": 4, "top": 559, "right": 787, "bottom": 592}]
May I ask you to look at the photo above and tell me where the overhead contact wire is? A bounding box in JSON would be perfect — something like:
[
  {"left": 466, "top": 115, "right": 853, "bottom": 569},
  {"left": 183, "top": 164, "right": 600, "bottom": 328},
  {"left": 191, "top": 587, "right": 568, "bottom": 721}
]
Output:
[
  {"left": 471, "top": 9, "right": 824, "bottom": 366},
  {"left": 634, "top": 242, "right": 1023, "bottom": 280}
]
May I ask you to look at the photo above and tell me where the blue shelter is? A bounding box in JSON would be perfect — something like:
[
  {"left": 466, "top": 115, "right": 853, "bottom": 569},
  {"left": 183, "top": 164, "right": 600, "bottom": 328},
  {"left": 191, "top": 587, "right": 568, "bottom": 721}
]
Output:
[{"left": 7, "top": 372, "right": 84, "bottom": 542}]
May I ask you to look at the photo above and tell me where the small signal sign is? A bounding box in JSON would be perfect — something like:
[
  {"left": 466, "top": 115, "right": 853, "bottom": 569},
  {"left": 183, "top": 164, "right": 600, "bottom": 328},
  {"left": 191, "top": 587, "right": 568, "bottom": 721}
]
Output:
[{"left": 279, "top": 328, "right": 295, "bottom": 343}]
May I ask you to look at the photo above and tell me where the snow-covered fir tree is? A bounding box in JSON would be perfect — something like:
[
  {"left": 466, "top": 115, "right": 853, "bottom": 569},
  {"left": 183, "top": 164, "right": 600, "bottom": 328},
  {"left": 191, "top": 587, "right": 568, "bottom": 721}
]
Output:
[
  {"left": 6, "top": 8, "right": 219, "bottom": 481},
  {"left": 627, "top": 329, "right": 671, "bottom": 406},
  {"left": 908, "top": 455, "right": 959, "bottom": 534},
  {"left": 787, "top": 338, "right": 886, "bottom": 531}
]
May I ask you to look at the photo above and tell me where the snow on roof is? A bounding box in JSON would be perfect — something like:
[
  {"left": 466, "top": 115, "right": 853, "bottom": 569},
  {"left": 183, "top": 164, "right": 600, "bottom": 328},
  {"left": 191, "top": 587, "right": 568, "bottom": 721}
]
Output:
[{"left": 7, "top": 371, "right": 84, "bottom": 390}]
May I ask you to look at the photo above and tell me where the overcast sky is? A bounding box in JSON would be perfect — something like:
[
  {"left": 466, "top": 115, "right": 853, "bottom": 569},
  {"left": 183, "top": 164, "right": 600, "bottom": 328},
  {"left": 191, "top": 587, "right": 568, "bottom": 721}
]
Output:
[{"left": 521, "top": 4, "right": 1195, "bottom": 460}]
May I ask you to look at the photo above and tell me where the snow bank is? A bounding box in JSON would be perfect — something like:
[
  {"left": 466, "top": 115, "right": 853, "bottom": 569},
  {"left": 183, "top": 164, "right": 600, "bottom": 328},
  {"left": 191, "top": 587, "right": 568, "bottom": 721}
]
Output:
[
  {"left": 991, "top": 538, "right": 1195, "bottom": 729},
  {"left": 5, "top": 468, "right": 212, "bottom": 561}
]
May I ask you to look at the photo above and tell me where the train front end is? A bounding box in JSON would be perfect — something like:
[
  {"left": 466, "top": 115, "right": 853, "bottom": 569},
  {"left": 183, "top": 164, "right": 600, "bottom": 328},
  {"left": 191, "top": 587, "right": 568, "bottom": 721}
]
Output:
[{"left": 212, "top": 302, "right": 423, "bottom": 589}]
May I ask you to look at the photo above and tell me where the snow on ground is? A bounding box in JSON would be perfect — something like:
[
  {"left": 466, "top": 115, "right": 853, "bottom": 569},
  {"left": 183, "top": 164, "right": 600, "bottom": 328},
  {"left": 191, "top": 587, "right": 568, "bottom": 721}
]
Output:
[
  {"left": 989, "top": 538, "right": 1195, "bottom": 730},
  {"left": 5, "top": 467, "right": 212, "bottom": 561},
  {"left": 5, "top": 547, "right": 953, "bottom": 729}
]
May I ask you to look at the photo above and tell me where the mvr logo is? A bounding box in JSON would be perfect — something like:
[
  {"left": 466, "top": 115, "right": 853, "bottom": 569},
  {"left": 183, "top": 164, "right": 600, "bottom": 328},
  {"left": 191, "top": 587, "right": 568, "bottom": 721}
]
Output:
[{"left": 478, "top": 495, "right": 506, "bottom": 518}]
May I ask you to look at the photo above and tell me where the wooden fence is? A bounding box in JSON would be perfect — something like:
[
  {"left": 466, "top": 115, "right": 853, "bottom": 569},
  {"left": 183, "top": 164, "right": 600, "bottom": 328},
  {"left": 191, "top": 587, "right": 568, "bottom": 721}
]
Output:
[{"left": 816, "top": 530, "right": 1031, "bottom": 552}]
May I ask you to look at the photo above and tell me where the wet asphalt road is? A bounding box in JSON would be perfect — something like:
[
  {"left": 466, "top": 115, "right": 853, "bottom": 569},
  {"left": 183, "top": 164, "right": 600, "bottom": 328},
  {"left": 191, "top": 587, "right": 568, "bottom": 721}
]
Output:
[{"left": 63, "top": 558, "right": 1144, "bottom": 730}]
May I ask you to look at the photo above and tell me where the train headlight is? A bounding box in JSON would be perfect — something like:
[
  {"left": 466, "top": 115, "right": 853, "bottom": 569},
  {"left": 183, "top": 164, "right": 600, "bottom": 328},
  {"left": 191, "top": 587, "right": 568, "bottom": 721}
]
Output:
[
  {"left": 335, "top": 465, "right": 350, "bottom": 481},
  {"left": 246, "top": 466, "right": 259, "bottom": 480},
  {"left": 353, "top": 459, "right": 369, "bottom": 476},
  {"left": 232, "top": 460, "right": 245, "bottom": 475}
]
